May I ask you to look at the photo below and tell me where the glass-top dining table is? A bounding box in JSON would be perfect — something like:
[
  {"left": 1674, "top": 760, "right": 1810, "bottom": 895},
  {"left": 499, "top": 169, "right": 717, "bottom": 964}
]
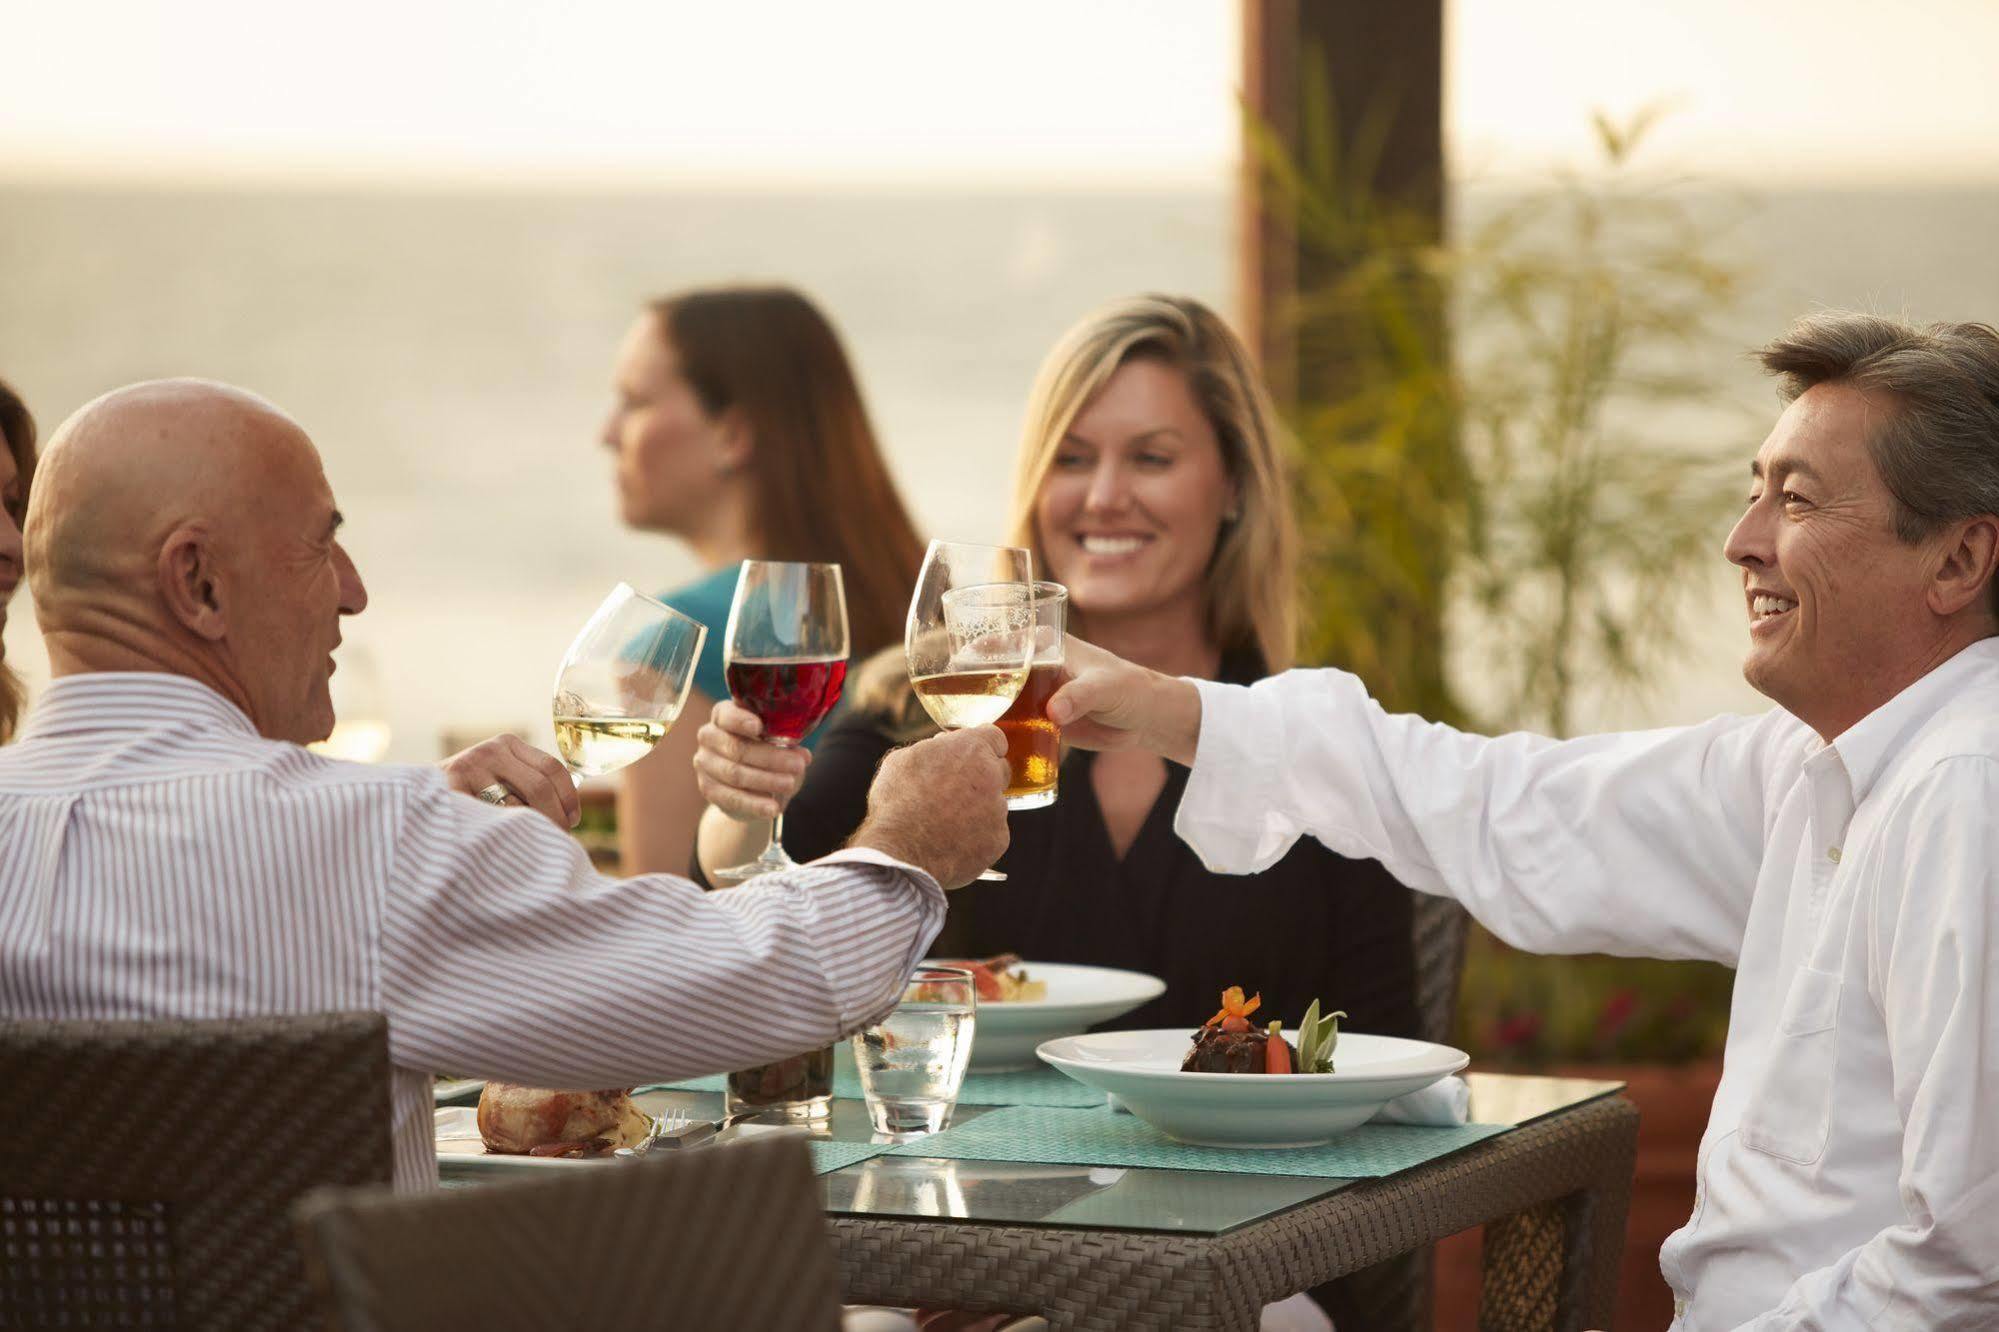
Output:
[{"left": 442, "top": 1072, "right": 1637, "bottom": 1330}]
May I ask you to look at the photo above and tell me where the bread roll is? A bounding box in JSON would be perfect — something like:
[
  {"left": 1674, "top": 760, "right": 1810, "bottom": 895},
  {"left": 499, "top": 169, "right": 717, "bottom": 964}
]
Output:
[{"left": 476, "top": 1083, "right": 651, "bottom": 1156}]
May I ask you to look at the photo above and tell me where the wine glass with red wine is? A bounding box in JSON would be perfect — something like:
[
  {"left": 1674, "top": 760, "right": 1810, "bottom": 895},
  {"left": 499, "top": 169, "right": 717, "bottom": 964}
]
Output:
[{"left": 711, "top": 560, "right": 851, "bottom": 885}]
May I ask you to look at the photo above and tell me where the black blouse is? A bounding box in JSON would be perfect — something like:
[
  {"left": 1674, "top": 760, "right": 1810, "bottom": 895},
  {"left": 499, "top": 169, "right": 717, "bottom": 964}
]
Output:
[{"left": 731, "top": 652, "right": 1420, "bottom": 1040}]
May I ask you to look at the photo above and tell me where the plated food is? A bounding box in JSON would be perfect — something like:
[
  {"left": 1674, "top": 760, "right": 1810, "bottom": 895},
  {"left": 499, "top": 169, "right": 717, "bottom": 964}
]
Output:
[
  {"left": 922, "top": 959, "right": 1166, "bottom": 1071},
  {"left": 1181, "top": 987, "right": 1346, "bottom": 1076},
  {"left": 1039, "top": 1002, "right": 1469, "bottom": 1149},
  {"left": 475, "top": 1083, "right": 650, "bottom": 1159},
  {"left": 930, "top": 953, "right": 1047, "bottom": 1003}
]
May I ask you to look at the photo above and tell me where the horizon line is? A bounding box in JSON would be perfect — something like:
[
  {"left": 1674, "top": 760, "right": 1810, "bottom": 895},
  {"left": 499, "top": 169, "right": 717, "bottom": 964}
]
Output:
[{"left": 3, "top": 153, "right": 1997, "bottom": 196}]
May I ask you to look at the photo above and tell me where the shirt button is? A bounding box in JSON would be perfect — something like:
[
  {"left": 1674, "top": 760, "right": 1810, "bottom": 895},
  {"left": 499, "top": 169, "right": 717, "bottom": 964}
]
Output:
[
  {"left": 1827, "top": 846, "right": 1842, "bottom": 863},
  {"left": 1674, "top": 1296, "right": 1689, "bottom": 1319}
]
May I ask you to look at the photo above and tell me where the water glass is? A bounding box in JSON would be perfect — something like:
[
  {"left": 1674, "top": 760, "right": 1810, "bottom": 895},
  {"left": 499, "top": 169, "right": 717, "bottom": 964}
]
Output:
[{"left": 853, "top": 966, "right": 978, "bottom": 1136}]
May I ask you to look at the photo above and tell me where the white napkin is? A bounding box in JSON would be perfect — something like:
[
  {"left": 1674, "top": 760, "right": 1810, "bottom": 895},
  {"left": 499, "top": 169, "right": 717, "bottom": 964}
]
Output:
[
  {"left": 1368, "top": 1075, "right": 1470, "bottom": 1126},
  {"left": 434, "top": 1106, "right": 482, "bottom": 1141},
  {"left": 1105, "top": 1075, "right": 1470, "bottom": 1126}
]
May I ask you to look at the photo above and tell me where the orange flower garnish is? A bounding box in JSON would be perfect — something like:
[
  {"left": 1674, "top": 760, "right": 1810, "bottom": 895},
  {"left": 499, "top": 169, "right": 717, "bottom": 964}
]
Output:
[{"left": 1205, "top": 986, "right": 1263, "bottom": 1030}]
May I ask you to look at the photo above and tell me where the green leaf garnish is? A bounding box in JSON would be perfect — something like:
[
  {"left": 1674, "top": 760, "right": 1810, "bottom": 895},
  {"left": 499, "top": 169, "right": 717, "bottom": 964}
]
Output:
[{"left": 1294, "top": 1001, "right": 1345, "bottom": 1074}]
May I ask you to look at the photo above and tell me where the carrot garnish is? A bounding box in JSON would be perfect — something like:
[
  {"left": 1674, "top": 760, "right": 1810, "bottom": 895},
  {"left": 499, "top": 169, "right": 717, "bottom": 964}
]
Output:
[
  {"left": 1263, "top": 1021, "right": 1293, "bottom": 1074},
  {"left": 1206, "top": 986, "right": 1263, "bottom": 1033}
]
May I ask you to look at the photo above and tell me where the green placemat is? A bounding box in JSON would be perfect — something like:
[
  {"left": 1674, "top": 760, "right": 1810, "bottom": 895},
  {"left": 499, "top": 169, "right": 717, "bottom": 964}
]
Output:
[
  {"left": 946, "top": 1065, "right": 1108, "bottom": 1108},
  {"left": 805, "top": 1138, "right": 897, "bottom": 1174},
  {"left": 640, "top": 1063, "right": 1106, "bottom": 1109},
  {"left": 882, "top": 1105, "right": 1509, "bottom": 1178},
  {"left": 642, "top": 1074, "right": 731, "bottom": 1094}
]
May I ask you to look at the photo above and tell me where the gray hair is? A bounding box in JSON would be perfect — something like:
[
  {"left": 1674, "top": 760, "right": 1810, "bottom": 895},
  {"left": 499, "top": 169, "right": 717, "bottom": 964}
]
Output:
[{"left": 1758, "top": 312, "right": 1999, "bottom": 615}]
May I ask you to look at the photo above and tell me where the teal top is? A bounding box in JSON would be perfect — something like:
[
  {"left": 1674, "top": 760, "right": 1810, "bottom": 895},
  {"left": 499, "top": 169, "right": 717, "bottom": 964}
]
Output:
[
  {"left": 656, "top": 564, "right": 740, "bottom": 711},
  {"left": 655, "top": 563, "right": 844, "bottom": 752}
]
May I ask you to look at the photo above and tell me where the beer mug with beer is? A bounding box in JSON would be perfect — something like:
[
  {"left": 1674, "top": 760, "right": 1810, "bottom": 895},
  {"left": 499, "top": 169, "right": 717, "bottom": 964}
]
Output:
[{"left": 998, "top": 582, "right": 1067, "bottom": 810}]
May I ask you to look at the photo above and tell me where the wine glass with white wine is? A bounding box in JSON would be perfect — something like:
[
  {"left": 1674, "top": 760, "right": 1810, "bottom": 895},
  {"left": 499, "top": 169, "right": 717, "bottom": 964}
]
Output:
[
  {"left": 904, "top": 539, "right": 1035, "bottom": 881},
  {"left": 551, "top": 583, "right": 707, "bottom": 781}
]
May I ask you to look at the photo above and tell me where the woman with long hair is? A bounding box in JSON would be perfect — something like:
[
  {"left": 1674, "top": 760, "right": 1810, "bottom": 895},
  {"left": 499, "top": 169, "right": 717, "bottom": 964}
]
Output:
[
  {"left": 695, "top": 294, "right": 1419, "bottom": 1038},
  {"left": 698, "top": 297, "right": 1416, "bottom": 1327},
  {"left": 603, "top": 286, "right": 926, "bottom": 874},
  {"left": 0, "top": 378, "right": 35, "bottom": 743}
]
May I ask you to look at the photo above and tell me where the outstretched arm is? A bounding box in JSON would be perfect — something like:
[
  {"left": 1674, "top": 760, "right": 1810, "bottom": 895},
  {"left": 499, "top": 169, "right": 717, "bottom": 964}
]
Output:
[
  {"left": 1051, "top": 637, "right": 1787, "bottom": 963},
  {"left": 382, "top": 726, "right": 1011, "bottom": 1088}
]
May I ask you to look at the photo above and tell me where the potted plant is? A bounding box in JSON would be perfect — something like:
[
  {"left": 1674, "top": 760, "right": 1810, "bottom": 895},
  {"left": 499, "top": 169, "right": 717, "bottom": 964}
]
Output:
[{"left": 1258, "top": 106, "right": 1748, "bottom": 1329}]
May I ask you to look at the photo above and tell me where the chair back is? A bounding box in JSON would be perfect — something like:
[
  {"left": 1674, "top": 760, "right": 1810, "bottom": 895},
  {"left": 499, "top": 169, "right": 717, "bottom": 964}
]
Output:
[
  {"left": 0, "top": 1011, "right": 394, "bottom": 1330},
  {"left": 295, "top": 1133, "right": 842, "bottom": 1331},
  {"left": 1411, "top": 892, "right": 1470, "bottom": 1047}
]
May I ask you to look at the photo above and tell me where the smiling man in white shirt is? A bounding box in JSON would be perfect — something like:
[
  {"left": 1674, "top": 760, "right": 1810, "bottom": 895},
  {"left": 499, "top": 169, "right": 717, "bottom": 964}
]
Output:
[{"left": 1048, "top": 312, "right": 1999, "bottom": 1329}]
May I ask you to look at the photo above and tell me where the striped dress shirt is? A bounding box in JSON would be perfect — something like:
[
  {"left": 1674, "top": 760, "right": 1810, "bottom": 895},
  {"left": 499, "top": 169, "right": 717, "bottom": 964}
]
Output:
[{"left": 0, "top": 673, "right": 945, "bottom": 1187}]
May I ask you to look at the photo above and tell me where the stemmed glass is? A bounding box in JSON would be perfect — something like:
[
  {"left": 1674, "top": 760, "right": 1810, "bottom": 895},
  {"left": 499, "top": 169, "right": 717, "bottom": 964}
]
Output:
[
  {"left": 904, "top": 539, "right": 1035, "bottom": 882},
  {"left": 711, "top": 560, "right": 851, "bottom": 885},
  {"left": 551, "top": 583, "right": 706, "bottom": 781}
]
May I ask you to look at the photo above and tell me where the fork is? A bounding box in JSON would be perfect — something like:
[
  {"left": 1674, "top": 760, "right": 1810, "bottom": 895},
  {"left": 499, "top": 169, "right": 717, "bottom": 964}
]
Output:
[{"left": 615, "top": 1108, "right": 706, "bottom": 1159}]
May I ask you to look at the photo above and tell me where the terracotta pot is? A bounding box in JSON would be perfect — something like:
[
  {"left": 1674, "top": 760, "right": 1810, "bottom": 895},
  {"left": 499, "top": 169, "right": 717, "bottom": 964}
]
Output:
[{"left": 1433, "top": 1059, "right": 1722, "bottom": 1330}]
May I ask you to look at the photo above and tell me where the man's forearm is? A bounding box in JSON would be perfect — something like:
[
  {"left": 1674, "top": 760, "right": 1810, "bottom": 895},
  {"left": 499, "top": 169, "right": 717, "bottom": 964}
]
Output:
[
  {"left": 1142, "top": 671, "right": 1203, "bottom": 766},
  {"left": 1176, "top": 669, "right": 1763, "bottom": 962}
]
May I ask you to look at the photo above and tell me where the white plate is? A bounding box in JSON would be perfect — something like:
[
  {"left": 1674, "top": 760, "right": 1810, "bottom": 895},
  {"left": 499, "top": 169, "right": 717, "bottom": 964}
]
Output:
[
  {"left": 436, "top": 1138, "right": 622, "bottom": 1170},
  {"left": 932, "top": 961, "right": 1165, "bottom": 1071},
  {"left": 434, "top": 1112, "right": 806, "bottom": 1173},
  {"left": 1037, "top": 1028, "right": 1469, "bottom": 1148}
]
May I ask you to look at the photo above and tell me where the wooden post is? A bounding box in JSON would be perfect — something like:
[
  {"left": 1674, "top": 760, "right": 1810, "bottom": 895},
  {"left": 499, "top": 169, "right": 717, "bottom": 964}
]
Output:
[
  {"left": 1239, "top": 0, "right": 1447, "bottom": 407},
  {"left": 1238, "top": 0, "right": 1461, "bottom": 722}
]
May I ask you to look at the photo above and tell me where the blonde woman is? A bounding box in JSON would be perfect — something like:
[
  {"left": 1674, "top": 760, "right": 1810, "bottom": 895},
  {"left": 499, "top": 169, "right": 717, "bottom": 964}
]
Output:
[{"left": 694, "top": 293, "right": 1419, "bottom": 1045}]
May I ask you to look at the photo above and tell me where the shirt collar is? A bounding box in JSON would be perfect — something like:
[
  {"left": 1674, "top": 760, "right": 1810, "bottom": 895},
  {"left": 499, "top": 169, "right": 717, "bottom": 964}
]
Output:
[
  {"left": 17, "top": 672, "right": 261, "bottom": 743},
  {"left": 1828, "top": 636, "right": 1999, "bottom": 806}
]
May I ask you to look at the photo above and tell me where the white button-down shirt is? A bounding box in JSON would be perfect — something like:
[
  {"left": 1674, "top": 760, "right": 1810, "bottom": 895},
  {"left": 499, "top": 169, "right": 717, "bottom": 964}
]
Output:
[
  {"left": 1176, "top": 640, "right": 1999, "bottom": 1329},
  {"left": 0, "top": 674, "right": 944, "bottom": 1188}
]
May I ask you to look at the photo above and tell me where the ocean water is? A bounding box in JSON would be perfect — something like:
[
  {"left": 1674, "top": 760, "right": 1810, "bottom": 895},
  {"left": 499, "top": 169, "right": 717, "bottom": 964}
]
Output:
[
  {"left": 0, "top": 184, "right": 1230, "bottom": 757},
  {"left": 2, "top": 181, "right": 1995, "bottom": 753}
]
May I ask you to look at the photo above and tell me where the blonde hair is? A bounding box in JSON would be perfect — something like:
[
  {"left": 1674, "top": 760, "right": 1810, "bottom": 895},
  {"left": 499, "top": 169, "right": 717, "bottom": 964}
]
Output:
[
  {"left": 844, "top": 296, "right": 1301, "bottom": 739},
  {"left": 1006, "top": 294, "right": 1298, "bottom": 670}
]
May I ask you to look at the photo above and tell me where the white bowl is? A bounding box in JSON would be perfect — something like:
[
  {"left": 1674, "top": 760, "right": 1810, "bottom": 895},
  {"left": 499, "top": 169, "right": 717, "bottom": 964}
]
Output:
[
  {"left": 1037, "top": 1028, "right": 1469, "bottom": 1148},
  {"left": 932, "top": 961, "right": 1164, "bottom": 1071}
]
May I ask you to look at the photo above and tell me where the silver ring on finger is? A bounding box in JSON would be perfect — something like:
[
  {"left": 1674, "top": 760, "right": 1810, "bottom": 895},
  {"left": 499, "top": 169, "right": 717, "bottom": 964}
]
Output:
[{"left": 475, "top": 782, "right": 520, "bottom": 806}]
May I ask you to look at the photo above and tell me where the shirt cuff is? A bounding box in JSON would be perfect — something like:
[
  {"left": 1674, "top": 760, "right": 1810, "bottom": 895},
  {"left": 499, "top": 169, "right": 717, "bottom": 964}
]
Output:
[
  {"left": 1173, "top": 675, "right": 1294, "bottom": 874},
  {"left": 813, "top": 845, "right": 944, "bottom": 898}
]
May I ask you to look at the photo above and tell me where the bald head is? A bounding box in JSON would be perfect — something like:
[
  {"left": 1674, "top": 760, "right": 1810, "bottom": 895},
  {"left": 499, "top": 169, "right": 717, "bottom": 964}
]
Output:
[
  {"left": 29, "top": 379, "right": 307, "bottom": 591},
  {"left": 29, "top": 379, "right": 367, "bottom": 743}
]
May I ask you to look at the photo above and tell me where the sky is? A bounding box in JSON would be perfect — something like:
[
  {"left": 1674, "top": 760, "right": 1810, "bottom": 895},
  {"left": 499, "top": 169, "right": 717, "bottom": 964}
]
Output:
[{"left": 3, "top": 0, "right": 1997, "bottom": 186}]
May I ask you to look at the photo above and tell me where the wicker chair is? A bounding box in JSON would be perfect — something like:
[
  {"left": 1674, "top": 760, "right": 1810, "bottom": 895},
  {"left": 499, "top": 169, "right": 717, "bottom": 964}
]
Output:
[
  {"left": 295, "top": 1133, "right": 844, "bottom": 1331},
  {"left": 1410, "top": 892, "right": 1472, "bottom": 1048},
  {"left": 0, "top": 1011, "right": 394, "bottom": 1330}
]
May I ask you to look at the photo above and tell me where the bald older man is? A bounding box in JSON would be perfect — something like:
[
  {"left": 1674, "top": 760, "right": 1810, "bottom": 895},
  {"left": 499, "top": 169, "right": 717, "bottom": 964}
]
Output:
[{"left": 0, "top": 379, "right": 1011, "bottom": 1187}]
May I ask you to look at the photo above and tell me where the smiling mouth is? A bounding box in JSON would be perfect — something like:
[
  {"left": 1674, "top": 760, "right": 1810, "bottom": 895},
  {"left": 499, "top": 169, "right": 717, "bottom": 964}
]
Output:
[
  {"left": 1749, "top": 592, "right": 1798, "bottom": 625},
  {"left": 1076, "top": 534, "right": 1153, "bottom": 557}
]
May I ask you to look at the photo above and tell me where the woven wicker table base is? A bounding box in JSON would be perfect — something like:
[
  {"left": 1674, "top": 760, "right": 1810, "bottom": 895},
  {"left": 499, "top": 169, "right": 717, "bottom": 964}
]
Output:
[{"left": 831, "top": 1094, "right": 1637, "bottom": 1331}]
